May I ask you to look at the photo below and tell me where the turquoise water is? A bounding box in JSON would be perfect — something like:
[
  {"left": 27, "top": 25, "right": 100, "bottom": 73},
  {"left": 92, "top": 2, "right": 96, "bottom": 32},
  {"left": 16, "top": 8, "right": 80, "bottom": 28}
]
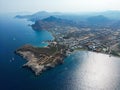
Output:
[{"left": 0, "top": 14, "right": 120, "bottom": 90}]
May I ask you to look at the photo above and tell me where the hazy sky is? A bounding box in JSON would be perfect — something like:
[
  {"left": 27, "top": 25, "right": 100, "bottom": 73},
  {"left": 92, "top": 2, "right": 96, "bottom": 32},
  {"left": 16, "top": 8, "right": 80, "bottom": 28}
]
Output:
[{"left": 0, "top": 0, "right": 120, "bottom": 13}]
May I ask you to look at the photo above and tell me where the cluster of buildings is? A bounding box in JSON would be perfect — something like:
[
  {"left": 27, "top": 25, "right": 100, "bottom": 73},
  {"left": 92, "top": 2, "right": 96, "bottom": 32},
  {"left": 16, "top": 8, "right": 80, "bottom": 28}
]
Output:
[{"left": 51, "top": 27, "right": 120, "bottom": 55}]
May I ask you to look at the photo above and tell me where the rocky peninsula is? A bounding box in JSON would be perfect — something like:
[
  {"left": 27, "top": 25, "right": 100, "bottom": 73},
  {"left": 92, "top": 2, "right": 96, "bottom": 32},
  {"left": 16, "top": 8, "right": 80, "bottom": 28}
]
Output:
[{"left": 16, "top": 44, "right": 68, "bottom": 75}]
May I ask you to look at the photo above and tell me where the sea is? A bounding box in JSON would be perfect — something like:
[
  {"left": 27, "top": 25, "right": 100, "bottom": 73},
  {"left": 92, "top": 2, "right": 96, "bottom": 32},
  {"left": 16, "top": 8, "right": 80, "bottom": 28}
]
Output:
[{"left": 0, "top": 14, "right": 120, "bottom": 90}]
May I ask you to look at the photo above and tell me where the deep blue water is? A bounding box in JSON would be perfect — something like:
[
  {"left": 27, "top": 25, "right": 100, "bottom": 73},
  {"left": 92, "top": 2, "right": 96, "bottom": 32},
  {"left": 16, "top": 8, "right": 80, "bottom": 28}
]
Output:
[{"left": 1, "top": 14, "right": 120, "bottom": 90}]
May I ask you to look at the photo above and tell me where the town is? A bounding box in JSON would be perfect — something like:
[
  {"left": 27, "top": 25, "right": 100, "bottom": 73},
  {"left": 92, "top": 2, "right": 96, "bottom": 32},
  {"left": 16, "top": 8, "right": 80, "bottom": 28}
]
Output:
[{"left": 32, "top": 16, "right": 120, "bottom": 57}]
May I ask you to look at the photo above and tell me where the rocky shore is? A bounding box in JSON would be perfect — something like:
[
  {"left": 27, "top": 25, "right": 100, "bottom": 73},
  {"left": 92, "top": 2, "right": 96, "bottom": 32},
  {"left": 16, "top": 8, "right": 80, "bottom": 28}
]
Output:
[{"left": 16, "top": 44, "right": 67, "bottom": 75}]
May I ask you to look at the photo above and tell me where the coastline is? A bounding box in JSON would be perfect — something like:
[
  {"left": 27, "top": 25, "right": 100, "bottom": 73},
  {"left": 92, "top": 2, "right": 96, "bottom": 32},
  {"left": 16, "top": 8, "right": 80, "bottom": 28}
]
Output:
[
  {"left": 15, "top": 44, "right": 67, "bottom": 75},
  {"left": 74, "top": 49, "right": 120, "bottom": 58},
  {"left": 16, "top": 16, "right": 120, "bottom": 75}
]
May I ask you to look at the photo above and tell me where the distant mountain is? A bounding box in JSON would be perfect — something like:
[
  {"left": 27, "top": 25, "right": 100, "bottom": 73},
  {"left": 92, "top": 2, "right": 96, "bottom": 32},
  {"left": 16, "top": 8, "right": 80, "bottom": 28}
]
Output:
[
  {"left": 31, "top": 14, "right": 120, "bottom": 32},
  {"left": 55, "top": 10, "right": 120, "bottom": 22},
  {"left": 42, "top": 16, "right": 61, "bottom": 22},
  {"left": 32, "top": 16, "right": 80, "bottom": 30},
  {"left": 16, "top": 10, "right": 120, "bottom": 29},
  {"left": 42, "top": 16, "right": 75, "bottom": 25},
  {"left": 100, "top": 11, "right": 120, "bottom": 20},
  {"left": 87, "top": 15, "right": 110, "bottom": 23},
  {"left": 86, "top": 15, "right": 112, "bottom": 27},
  {"left": 85, "top": 11, "right": 120, "bottom": 20},
  {"left": 28, "top": 11, "right": 52, "bottom": 21},
  {"left": 15, "top": 11, "right": 62, "bottom": 21},
  {"left": 15, "top": 10, "right": 120, "bottom": 22},
  {"left": 86, "top": 14, "right": 120, "bottom": 28}
]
